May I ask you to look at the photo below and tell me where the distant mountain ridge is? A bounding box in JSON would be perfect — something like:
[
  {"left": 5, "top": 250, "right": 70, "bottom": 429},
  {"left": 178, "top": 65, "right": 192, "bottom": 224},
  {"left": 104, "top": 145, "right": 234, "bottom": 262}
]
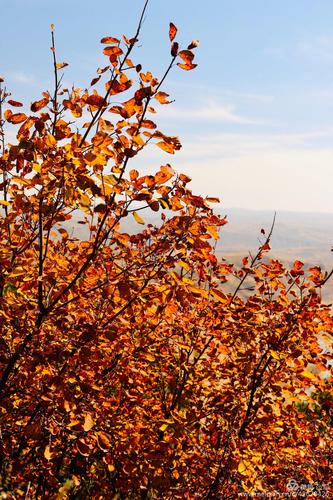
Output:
[{"left": 218, "top": 207, "right": 333, "bottom": 267}]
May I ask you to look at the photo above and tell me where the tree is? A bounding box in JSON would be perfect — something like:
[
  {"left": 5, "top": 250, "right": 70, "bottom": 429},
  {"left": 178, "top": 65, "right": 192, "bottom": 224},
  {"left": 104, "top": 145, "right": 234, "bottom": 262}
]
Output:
[{"left": 0, "top": 1, "right": 332, "bottom": 497}]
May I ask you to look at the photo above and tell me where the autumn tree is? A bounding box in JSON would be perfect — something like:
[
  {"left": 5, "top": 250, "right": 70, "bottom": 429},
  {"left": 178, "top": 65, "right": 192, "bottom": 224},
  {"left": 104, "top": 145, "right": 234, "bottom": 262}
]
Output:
[{"left": 0, "top": 1, "right": 332, "bottom": 498}]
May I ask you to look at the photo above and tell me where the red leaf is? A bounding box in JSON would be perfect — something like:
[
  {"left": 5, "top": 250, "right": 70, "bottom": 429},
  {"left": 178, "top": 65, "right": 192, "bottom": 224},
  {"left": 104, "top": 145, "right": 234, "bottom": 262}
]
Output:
[
  {"left": 169, "top": 22, "right": 177, "bottom": 42},
  {"left": 8, "top": 100, "right": 23, "bottom": 107}
]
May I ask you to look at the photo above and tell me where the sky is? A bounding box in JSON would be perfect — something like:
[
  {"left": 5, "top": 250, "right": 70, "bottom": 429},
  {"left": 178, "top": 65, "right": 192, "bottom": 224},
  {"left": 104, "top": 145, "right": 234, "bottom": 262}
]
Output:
[{"left": 2, "top": 0, "right": 333, "bottom": 213}]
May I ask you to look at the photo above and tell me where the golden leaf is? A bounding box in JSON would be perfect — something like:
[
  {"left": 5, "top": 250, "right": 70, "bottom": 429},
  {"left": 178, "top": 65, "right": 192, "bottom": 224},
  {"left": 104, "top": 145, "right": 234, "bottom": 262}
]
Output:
[
  {"left": 83, "top": 413, "right": 94, "bottom": 432},
  {"left": 44, "top": 445, "right": 52, "bottom": 461},
  {"left": 133, "top": 211, "right": 145, "bottom": 225}
]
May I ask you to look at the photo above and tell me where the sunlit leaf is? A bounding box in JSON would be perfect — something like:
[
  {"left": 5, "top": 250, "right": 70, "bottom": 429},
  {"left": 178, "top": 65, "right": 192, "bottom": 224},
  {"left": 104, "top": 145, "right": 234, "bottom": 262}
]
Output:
[
  {"left": 83, "top": 413, "right": 94, "bottom": 432},
  {"left": 103, "top": 46, "right": 123, "bottom": 57},
  {"left": 177, "top": 62, "right": 197, "bottom": 71},
  {"left": 6, "top": 112, "right": 27, "bottom": 124},
  {"left": 169, "top": 22, "right": 177, "bottom": 42},
  {"left": 133, "top": 211, "right": 145, "bottom": 225},
  {"left": 100, "top": 36, "right": 120, "bottom": 44},
  {"left": 156, "top": 141, "right": 175, "bottom": 154}
]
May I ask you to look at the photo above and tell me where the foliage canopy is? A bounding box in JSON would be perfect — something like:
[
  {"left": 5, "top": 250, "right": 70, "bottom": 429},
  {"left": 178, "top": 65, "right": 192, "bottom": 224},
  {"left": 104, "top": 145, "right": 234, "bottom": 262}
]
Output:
[{"left": 0, "top": 2, "right": 332, "bottom": 498}]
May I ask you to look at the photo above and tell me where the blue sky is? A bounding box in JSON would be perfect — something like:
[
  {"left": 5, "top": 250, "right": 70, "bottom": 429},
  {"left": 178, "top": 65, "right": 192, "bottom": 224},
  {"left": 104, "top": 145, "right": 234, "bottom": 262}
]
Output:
[{"left": 2, "top": 0, "right": 333, "bottom": 213}]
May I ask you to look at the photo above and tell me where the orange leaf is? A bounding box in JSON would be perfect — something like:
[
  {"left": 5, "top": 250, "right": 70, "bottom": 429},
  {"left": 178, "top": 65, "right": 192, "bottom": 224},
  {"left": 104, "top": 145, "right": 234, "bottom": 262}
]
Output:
[
  {"left": 141, "top": 119, "right": 156, "bottom": 129},
  {"left": 4, "top": 109, "right": 12, "bottom": 120},
  {"left": 169, "top": 22, "right": 177, "bottom": 42},
  {"left": 83, "top": 413, "right": 94, "bottom": 432},
  {"left": 96, "top": 431, "right": 112, "bottom": 451},
  {"left": 56, "top": 62, "right": 68, "bottom": 70},
  {"left": 154, "top": 91, "right": 171, "bottom": 104},
  {"left": 44, "top": 445, "right": 52, "bottom": 461},
  {"left": 178, "top": 50, "right": 195, "bottom": 64},
  {"left": 129, "top": 169, "right": 139, "bottom": 180},
  {"left": 206, "top": 225, "right": 219, "bottom": 240},
  {"left": 103, "top": 46, "right": 123, "bottom": 57},
  {"left": 31, "top": 97, "right": 49, "bottom": 112},
  {"left": 6, "top": 112, "right": 27, "bottom": 124},
  {"left": 177, "top": 63, "right": 197, "bottom": 71},
  {"left": 101, "top": 36, "right": 120, "bottom": 44},
  {"left": 156, "top": 142, "right": 175, "bottom": 154}
]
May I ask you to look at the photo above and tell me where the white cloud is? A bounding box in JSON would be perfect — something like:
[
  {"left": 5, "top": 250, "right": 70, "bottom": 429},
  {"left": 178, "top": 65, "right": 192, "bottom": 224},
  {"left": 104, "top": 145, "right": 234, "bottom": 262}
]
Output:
[
  {"left": 297, "top": 36, "right": 333, "bottom": 62},
  {"left": 160, "top": 102, "right": 261, "bottom": 125},
  {"left": 265, "top": 36, "right": 333, "bottom": 63},
  {"left": 135, "top": 129, "right": 333, "bottom": 213},
  {"left": 11, "top": 72, "right": 35, "bottom": 84}
]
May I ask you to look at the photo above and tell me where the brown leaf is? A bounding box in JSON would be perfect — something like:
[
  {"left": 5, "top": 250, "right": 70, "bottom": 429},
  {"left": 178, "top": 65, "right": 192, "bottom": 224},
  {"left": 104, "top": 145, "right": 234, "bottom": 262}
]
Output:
[{"left": 8, "top": 100, "right": 23, "bottom": 107}]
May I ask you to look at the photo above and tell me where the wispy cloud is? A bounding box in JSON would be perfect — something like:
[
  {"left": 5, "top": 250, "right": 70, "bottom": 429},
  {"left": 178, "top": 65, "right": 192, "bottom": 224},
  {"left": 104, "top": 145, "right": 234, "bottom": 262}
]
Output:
[
  {"left": 136, "top": 128, "right": 333, "bottom": 213},
  {"left": 297, "top": 36, "right": 333, "bottom": 62},
  {"left": 265, "top": 35, "right": 333, "bottom": 63},
  {"left": 11, "top": 72, "right": 35, "bottom": 84},
  {"left": 161, "top": 102, "right": 261, "bottom": 125}
]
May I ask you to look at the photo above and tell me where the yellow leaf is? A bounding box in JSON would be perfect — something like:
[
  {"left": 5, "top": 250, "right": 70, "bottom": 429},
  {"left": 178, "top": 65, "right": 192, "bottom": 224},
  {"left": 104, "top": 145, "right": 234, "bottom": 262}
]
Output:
[
  {"left": 11, "top": 176, "right": 30, "bottom": 185},
  {"left": 156, "top": 141, "right": 175, "bottom": 154},
  {"left": 145, "top": 353, "right": 155, "bottom": 362},
  {"left": 0, "top": 200, "right": 10, "bottom": 206},
  {"left": 103, "top": 174, "right": 118, "bottom": 186},
  {"left": 269, "top": 350, "right": 280, "bottom": 360},
  {"left": 133, "top": 211, "right": 145, "bottom": 225},
  {"left": 176, "top": 342, "right": 189, "bottom": 350},
  {"left": 45, "top": 134, "right": 56, "bottom": 147},
  {"left": 238, "top": 460, "right": 247, "bottom": 475},
  {"left": 83, "top": 413, "right": 94, "bottom": 432},
  {"left": 159, "top": 423, "right": 169, "bottom": 432},
  {"left": 206, "top": 225, "right": 219, "bottom": 240},
  {"left": 178, "top": 260, "right": 190, "bottom": 271},
  {"left": 80, "top": 193, "right": 90, "bottom": 207},
  {"left": 44, "top": 445, "right": 52, "bottom": 460},
  {"left": 301, "top": 370, "right": 317, "bottom": 381}
]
